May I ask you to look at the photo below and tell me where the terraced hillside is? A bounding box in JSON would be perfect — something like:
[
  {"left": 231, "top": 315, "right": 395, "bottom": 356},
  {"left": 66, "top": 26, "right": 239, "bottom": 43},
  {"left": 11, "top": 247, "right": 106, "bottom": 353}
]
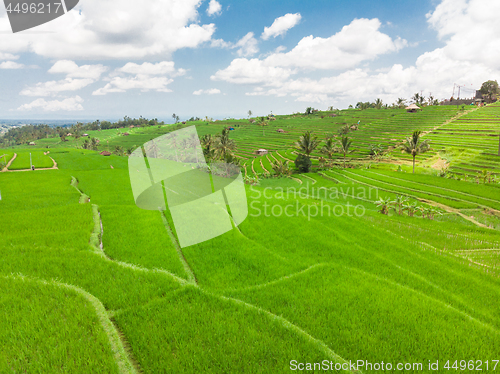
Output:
[
  {"left": 426, "top": 104, "right": 500, "bottom": 176},
  {"left": 1, "top": 146, "right": 500, "bottom": 373}
]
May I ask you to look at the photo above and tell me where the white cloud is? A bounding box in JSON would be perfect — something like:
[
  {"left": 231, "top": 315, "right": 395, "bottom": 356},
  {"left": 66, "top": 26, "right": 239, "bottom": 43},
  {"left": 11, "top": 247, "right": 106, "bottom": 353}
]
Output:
[
  {"left": 92, "top": 61, "right": 185, "bottom": 95},
  {"left": 0, "top": 61, "right": 24, "bottom": 69},
  {"left": 0, "top": 52, "right": 19, "bottom": 60},
  {"left": 212, "top": 18, "right": 405, "bottom": 87},
  {"left": 265, "top": 18, "right": 407, "bottom": 70},
  {"left": 20, "top": 78, "right": 94, "bottom": 96},
  {"left": 0, "top": 0, "right": 215, "bottom": 59},
  {"left": 211, "top": 32, "right": 259, "bottom": 56},
  {"left": 48, "top": 60, "right": 108, "bottom": 79},
  {"left": 92, "top": 76, "right": 173, "bottom": 95},
  {"left": 207, "top": 0, "right": 222, "bottom": 16},
  {"left": 261, "top": 13, "right": 301, "bottom": 40},
  {"left": 193, "top": 88, "right": 221, "bottom": 95},
  {"left": 116, "top": 61, "right": 185, "bottom": 76},
  {"left": 211, "top": 58, "right": 294, "bottom": 85},
  {"left": 20, "top": 61, "right": 105, "bottom": 96},
  {"left": 17, "top": 96, "right": 84, "bottom": 112},
  {"left": 234, "top": 32, "right": 259, "bottom": 57},
  {"left": 213, "top": 4, "right": 500, "bottom": 107}
]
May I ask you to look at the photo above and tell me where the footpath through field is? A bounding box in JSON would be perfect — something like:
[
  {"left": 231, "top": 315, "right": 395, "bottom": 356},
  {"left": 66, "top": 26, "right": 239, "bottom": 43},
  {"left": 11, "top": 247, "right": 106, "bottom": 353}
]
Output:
[{"left": 1, "top": 153, "right": 16, "bottom": 172}]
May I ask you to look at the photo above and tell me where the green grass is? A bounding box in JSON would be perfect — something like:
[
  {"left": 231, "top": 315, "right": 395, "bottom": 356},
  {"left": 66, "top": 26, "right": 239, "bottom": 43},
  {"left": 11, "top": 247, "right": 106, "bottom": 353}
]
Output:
[{"left": 0, "top": 276, "right": 120, "bottom": 373}]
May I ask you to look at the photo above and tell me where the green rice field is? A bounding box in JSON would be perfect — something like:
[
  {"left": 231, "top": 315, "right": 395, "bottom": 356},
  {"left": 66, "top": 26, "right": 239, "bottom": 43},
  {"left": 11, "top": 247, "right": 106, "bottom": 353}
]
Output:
[{"left": 1, "top": 103, "right": 500, "bottom": 373}]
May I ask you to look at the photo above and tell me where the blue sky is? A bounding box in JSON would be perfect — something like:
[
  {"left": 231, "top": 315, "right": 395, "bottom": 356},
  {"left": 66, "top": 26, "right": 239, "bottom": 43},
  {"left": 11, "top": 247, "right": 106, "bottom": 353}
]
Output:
[{"left": 0, "top": 0, "right": 498, "bottom": 121}]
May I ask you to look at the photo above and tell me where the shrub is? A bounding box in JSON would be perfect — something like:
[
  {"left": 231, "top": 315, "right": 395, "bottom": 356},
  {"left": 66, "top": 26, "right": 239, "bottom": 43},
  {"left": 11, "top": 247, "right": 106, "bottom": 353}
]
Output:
[{"left": 295, "top": 154, "right": 312, "bottom": 173}]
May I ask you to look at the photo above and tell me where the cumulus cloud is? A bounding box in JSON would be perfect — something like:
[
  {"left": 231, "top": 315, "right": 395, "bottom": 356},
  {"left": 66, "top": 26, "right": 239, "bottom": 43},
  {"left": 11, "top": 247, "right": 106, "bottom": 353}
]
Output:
[
  {"left": 265, "top": 18, "right": 407, "bottom": 70},
  {"left": 0, "top": 0, "right": 215, "bottom": 59},
  {"left": 0, "top": 52, "right": 19, "bottom": 60},
  {"left": 234, "top": 32, "right": 259, "bottom": 57},
  {"left": 206, "top": 0, "right": 222, "bottom": 16},
  {"left": 215, "top": 2, "right": 500, "bottom": 106},
  {"left": 92, "top": 61, "right": 184, "bottom": 95},
  {"left": 92, "top": 76, "right": 173, "bottom": 95},
  {"left": 20, "top": 78, "right": 94, "bottom": 96},
  {"left": 0, "top": 61, "right": 24, "bottom": 69},
  {"left": 212, "top": 18, "right": 405, "bottom": 86},
  {"left": 17, "top": 96, "right": 84, "bottom": 111},
  {"left": 261, "top": 13, "right": 301, "bottom": 40},
  {"left": 116, "top": 61, "right": 186, "bottom": 76},
  {"left": 48, "top": 60, "right": 108, "bottom": 79},
  {"left": 210, "top": 32, "right": 259, "bottom": 57},
  {"left": 193, "top": 88, "right": 221, "bottom": 95},
  {"left": 211, "top": 58, "right": 295, "bottom": 85},
  {"left": 20, "top": 61, "right": 105, "bottom": 96}
]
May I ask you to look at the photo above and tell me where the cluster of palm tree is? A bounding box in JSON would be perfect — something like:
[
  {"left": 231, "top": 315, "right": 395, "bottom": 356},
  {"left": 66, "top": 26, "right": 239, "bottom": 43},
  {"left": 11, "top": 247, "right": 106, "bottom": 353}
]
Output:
[
  {"left": 354, "top": 94, "right": 439, "bottom": 110},
  {"left": 294, "top": 131, "right": 354, "bottom": 170},
  {"left": 200, "top": 128, "right": 239, "bottom": 165},
  {"left": 82, "top": 137, "right": 100, "bottom": 151},
  {"left": 376, "top": 195, "right": 442, "bottom": 220}
]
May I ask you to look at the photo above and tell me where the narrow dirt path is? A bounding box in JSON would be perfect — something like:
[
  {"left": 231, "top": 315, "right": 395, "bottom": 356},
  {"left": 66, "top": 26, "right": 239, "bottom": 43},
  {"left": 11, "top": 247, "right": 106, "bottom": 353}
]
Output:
[
  {"left": 1, "top": 153, "right": 16, "bottom": 172},
  {"left": 3, "top": 155, "right": 58, "bottom": 172}
]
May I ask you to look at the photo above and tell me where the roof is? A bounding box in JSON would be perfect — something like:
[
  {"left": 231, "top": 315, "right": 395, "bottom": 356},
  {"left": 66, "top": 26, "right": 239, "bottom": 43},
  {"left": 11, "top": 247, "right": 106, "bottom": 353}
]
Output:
[
  {"left": 257, "top": 149, "right": 268, "bottom": 152},
  {"left": 100, "top": 151, "right": 111, "bottom": 156},
  {"left": 405, "top": 104, "right": 421, "bottom": 110}
]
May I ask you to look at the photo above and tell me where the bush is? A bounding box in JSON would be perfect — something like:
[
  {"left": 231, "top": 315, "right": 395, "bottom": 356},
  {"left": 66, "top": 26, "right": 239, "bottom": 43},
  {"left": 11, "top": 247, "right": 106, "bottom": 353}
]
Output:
[{"left": 295, "top": 154, "right": 312, "bottom": 173}]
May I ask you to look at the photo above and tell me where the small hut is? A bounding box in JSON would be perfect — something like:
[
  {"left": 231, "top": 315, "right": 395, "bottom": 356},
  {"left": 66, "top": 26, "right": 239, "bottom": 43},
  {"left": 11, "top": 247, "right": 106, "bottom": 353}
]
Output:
[
  {"left": 82, "top": 133, "right": 89, "bottom": 137},
  {"left": 100, "top": 151, "right": 111, "bottom": 156},
  {"left": 255, "top": 149, "right": 268, "bottom": 156},
  {"left": 405, "top": 104, "right": 421, "bottom": 113},
  {"left": 123, "top": 132, "right": 130, "bottom": 136},
  {"left": 67, "top": 133, "right": 72, "bottom": 137},
  {"left": 29, "top": 141, "right": 36, "bottom": 146},
  {"left": 277, "top": 129, "right": 285, "bottom": 133}
]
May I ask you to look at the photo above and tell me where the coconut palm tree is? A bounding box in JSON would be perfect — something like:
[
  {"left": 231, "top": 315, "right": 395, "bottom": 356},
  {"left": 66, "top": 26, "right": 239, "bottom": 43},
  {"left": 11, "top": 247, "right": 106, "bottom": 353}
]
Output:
[
  {"left": 401, "top": 130, "right": 430, "bottom": 173},
  {"left": 396, "top": 98, "right": 406, "bottom": 108},
  {"left": 214, "top": 128, "right": 236, "bottom": 160},
  {"left": 200, "top": 134, "right": 215, "bottom": 161},
  {"left": 295, "top": 131, "right": 321, "bottom": 155},
  {"left": 320, "top": 136, "right": 337, "bottom": 163},
  {"left": 337, "top": 136, "right": 354, "bottom": 168},
  {"left": 375, "top": 98, "right": 383, "bottom": 109}
]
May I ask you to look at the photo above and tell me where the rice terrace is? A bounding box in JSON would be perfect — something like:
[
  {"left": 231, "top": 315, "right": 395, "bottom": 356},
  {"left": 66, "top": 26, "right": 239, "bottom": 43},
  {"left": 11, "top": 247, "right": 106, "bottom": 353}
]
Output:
[{"left": 1, "top": 95, "right": 500, "bottom": 373}]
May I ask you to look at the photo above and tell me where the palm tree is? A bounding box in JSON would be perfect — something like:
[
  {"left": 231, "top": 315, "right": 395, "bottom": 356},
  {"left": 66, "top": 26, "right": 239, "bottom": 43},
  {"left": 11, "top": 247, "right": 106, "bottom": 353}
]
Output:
[
  {"left": 295, "top": 131, "right": 321, "bottom": 155},
  {"left": 200, "top": 134, "right": 215, "bottom": 161},
  {"left": 401, "top": 130, "right": 430, "bottom": 173},
  {"left": 375, "top": 98, "right": 383, "bottom": 109},
  {"left": 320, "top": 136, "right": 337, "bottom": 163},
  {"left": 337, "top": 136, "right": 354, "bottom": 168},
  {"left": 396, "top": 98, "right": 406, "bottom": 108},
  {"left": 214, "top": 128, "right": 236, "bottom": 160},
  {"left": 412, "top": 93, "right": 421, "bottom": 105}
]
